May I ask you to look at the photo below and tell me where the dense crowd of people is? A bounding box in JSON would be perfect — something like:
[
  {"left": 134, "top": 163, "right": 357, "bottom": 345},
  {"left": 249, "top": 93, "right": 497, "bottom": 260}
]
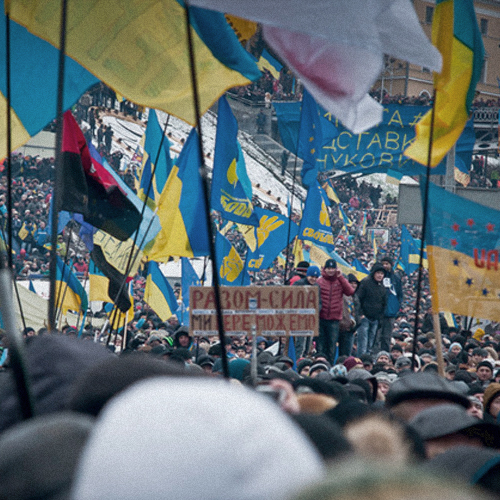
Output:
[{"left": 1, "top": 80, "right": 500, "bottom": 497}]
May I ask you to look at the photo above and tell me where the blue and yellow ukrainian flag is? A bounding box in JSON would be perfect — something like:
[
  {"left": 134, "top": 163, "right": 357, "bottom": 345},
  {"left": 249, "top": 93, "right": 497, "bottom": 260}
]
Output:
[
  {"left": 298, "top": 181, "right": 335, "bottom": 249},
  {"left": 322, "top": 180, "right": 341, "bottom": 204},
  {"left": 138, "top": 110, "right": 174, "bottom": 208},
  {"left": 338, "top": 204, "right": 353, "bottom": 228},
  {"left": 405, "top": 0, "right": 485, "bottom": 166},
  {"left": 361, "top": 211, "right": 368, "bottom": 236},
  {"left": 144, "top": 261, "right": 179, "bottom": 322},
  {"left": 88, "top": 260, "right": 113, "bottom": 304},
  {"left": 400, "top": 225, "right": 428, "bottom": 274},
  {"left": 211, "top": 96, "right": 258, "bottom": 226},
  {"left": 10, "top": 0, "right": 260, "bottom": 127},
  {"left": 55, "top": 256, "right": 88, "bottom": 315},
  {"left": 257, "top": 49, "right": 283, "bottom": 80},
  {"left": 138, "top": 154, "right": 156, "bottom": 210},
  {"left": 351, "top": 258, "right": 369, "bottom": 279},
  {"left": 215, "top": 231, "right": 246, "bottom": 286},
  {"left": 424, "top": 182, "right": 500, "bottom": 321},
  {"left": 245, "top": 207, "right": 298, "bottom": 271},
  {"left": 146, "top": 129, "right": 210, "bottom": 260},
  {"left": 0, "top": 2, "right": 98, "bottom": 158},
  {"left": 180, "top": 257, "right": 201, "bottom": 325}
]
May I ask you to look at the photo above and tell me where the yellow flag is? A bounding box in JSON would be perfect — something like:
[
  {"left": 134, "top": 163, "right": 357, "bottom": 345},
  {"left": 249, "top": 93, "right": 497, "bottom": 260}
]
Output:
[{"left": 11, "top": 0, "right": 251, "bottom": 125}]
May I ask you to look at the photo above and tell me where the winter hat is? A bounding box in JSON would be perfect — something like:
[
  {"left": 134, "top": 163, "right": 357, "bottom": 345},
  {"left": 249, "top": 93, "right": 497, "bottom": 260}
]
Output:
[
  {"left": 477, "top": 360, "right": 494, "bottom": 372},
  {"left": 296, "top": 261, "right": 310, "bottom": 274},
  {"left": 386, "top": 372, "right": 471, "bottom": 410},
  {"left": 448, "top": 342, "right": 462, "bottom": 352},
  {"left": 306, "top": 266, "right": 321, "bottom": 278},
  {"left": 0, "top": 413, "right": 94, "bottom": 500},
  {"left": 395, "top": 356, "right": 412, "bottom": 369},
  {"left": 68, "top": 355, "right": 190, "bottom": 417},
  {"left": 330, "top": 364, "right": 348, "bottom": 379},
  {"left": 324, "top": 259, "right": 337, "bottom": 269},
  {"left": 347, "top": 273, "right": 359, "bottom": 284},
  {"left": 346, "top": 369, "right": 378, "bottom": 402},
  {"left": 473, "top": 328, "right": 486, "bottom": 341},
  {"left": 290, "top": 413, "right": 352, "bottom": 462},
  {"left": 343, "top": 356, "right": 363, "bottom": 372},
  {"left": 375, "top": 351, "right": 391, "bottom": 362},
  {"left": 380, "top": 256, "right": 393, "bottom": 266},
  {"left": 483, "top": 383, "right": 500, "bottom": 414},
  {"left": 370, "top": 262, "right": 386, "bottom": 275},
  {"left": 297, "top": 358, "right": 313, "bottom": 373},
  {"left": 409, "top": 403, "right": 500, "bottom": 448},
  {"left": 72, "top": 379, "right": 324, "bottom": 500},
  {"left": 422, "top": 445, "right": 500, "bottom": 495},
  {"left": 0, "top": 336, "right": 113, "bottom": 433},
  {"left": 309, "top": 362, "right": 330, "bottom": 377}
]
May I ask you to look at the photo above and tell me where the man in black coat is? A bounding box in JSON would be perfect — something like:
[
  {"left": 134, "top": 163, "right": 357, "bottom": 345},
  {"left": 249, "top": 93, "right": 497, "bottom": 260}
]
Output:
[{"left": 356, "top": 262, "right": 387, "bottom": 355}]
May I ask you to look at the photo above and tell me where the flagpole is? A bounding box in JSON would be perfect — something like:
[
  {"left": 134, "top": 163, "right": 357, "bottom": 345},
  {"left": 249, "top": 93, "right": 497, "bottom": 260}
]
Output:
[
  {"left": 0, "top": 256, "right": 34, "bottom": 419},
  {"left": 284, "top": 95, "right": 307, "bottom": 284},
  {"left": 3, "top": 8, "right": 28, "bottom": 334},
  {"left": 48, "top": 0, "right": 69, "bottom": 332},
  {"left": 4, "top": 7, "right": 13, "bottom": 271},
  {"left": 411, "top": 89, "right": 437, "bottom": 372},
  {"left": 184, "top": 3, "right": 229, "bottom": 379}
]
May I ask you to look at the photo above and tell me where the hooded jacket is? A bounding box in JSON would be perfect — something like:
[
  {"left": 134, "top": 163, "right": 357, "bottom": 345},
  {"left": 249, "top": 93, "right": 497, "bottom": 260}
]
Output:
[
  {"left": 317, "top": 270, "right": 354, "bottom": 321},
  {"left": 356, "top": 263, "right": 387, "bottom": 321}
]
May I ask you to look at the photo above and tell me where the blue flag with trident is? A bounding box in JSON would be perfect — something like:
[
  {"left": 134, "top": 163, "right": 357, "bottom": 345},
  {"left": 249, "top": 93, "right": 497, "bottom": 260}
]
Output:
[
  {"left": 298, "top": 181, "right": 335, "bottom": 250},
  {"left": 211, "top": 96, "right": 259, "bottom": 226}
]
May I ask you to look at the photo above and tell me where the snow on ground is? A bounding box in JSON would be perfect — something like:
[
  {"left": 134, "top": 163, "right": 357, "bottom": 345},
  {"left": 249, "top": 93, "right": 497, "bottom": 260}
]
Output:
[{"left": 102, "top": 108, "right": 306, "bottom": 215}]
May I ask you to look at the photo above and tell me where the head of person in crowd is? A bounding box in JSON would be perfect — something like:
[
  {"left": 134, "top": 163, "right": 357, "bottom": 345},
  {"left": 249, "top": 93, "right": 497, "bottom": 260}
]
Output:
[
  {"left": 380, "top": 256, "right": 394, "bottom": 274},
  {"left": 375, "top": 351, "right": 391, "bottom": 366},
  {"left": 359, "top": 354, "right": 374, "bottom": 372},
  {"left": 322, "top": 258, "right": 340, "bottom": 276},
  {"left": 409, "top": 403, "right": 500, "bottom": 459},
  {"left": 347, "top": 273, "right": 359, "bottom": 290},
  {"left": 297, "top": 359, "right": 313, "bottom": 377},
  {"left": 394, "top": 356, "right": 412, "bottom": 373},
  {"left": 173, "top": 326, "right": 192, "bottom": 349},
  {"left": 0, "top": 335, "right": 113, "bottom": 433},
  {"left": 483, "top": 383, "right": 500, "bottom": 422},
  {"left": 0, "top": 413, "right": 95, "bottom": 500},
  {"left": 385, "top": 372, "right": 471, "bottom": 421},
  {"left": 390, "top": 343, "right": 404, "bottom": 361},
  {"left": 343, "top": 356, "right": 364, "bottom": 372},
  {"left": 468, "top": 396, "right": 484, "bottom": 419},
  {"left": 477, "top": 360, "right": 494, "bottom": 384},
  {"left": 309, "top": 362, "right": 330, "bottom": 378},
  {"left": 71, "top": 378, "right": 324, "bottom": 500},
  {"left": 305, "top": 265, "right": 321, "bottom": 283},
  {"left": 290, "top": 460, "right": 492, "bottom": 500},
  {"left": 375, "top": 372, "right": 393, "bottom": 396},
  {"left": 422, "top": 445, "right": 500, "bottom": 496},
  {"left": 295, "top": 261, "right": 310, "bottom": 278}
]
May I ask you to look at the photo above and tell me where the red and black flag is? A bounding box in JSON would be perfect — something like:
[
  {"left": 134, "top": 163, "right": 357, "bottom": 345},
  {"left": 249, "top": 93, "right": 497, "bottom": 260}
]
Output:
[{"left": 60, "top": 111, "right": 141, "bottom": 241}]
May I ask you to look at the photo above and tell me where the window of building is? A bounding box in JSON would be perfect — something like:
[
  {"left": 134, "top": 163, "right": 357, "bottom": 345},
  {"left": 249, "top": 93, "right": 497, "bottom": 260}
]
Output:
[
  {"left": 480, "top": 18, "right": 488, "bottom": 36},
  {"left": 425, "top": 6, "right": 434, "bottom": 24},
  {"left": 480, "top": 58, "right": 488, "bottom": 83}
]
